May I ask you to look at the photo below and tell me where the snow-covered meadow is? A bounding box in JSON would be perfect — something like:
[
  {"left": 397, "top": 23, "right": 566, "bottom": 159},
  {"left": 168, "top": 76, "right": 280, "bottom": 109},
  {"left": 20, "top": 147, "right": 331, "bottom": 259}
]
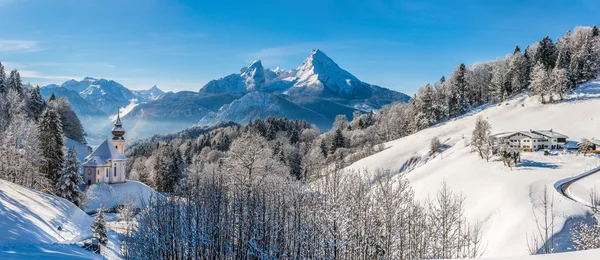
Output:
[{"left": 348, "top": 81, "right": 600, "bottom": 257}]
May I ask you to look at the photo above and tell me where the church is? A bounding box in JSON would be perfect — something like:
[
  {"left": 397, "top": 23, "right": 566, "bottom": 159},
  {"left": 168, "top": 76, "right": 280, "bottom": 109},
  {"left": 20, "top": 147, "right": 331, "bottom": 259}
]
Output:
[{"left": 82, "top": 112, "right": 127, "bottom": 186}]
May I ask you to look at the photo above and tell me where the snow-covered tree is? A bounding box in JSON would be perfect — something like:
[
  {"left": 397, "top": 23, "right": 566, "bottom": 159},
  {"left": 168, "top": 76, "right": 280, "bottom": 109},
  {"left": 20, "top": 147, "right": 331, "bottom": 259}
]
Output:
[
  {"left": 38, "top": 109, "right": 65, "bottom": 191},
  {"left": 550, "top": 67, "right": 570, "bottom": 100},
  {"left": 579, "top": 138, "right": 594, "bottom": 155},
  {"left": 26, "top": 86, "right": 46, "bottom": 120},
  {"left": 7, "top": 69, "right": 22, "bottom": 94},
  {"left": 535, "top": 36, "right": 557, "bottom": 70},
  {"left": 411, "top": 84, "right": 437, "bottom": 131},
  {"left": 330, "top": 128, "right": 346, "bottom": 154},
  {"left": 48, "top": 98, "right": 86, "bottom": 144},
  {"left": 92, "top": 205, "right": 108, "bottom": 245},
  {"left": 471, "top": 116, "right": 493, "bottom": 161},
  {"left": 56, "top": 146, "right": 84, "bottom": 206},
  {"left": 530, "top": 62, "right": 552, "bottom": 103},
  {"left": 448, "top": 63, "right": 469, "bottom": 117},
  {"left": 0, "top": 62, "right": 6, "bottom": 93},
  {"left": 491, "top": 57, "right": 511, "bottom": 102},
  {"left": 510, "top": 47, "right": 529, "bottom": 93}
]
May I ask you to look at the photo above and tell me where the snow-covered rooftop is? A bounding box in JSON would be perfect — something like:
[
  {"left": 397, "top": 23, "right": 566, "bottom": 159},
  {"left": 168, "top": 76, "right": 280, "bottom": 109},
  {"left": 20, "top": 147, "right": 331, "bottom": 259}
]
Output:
[
  {"left": 82, "top": 139, "right": 126, "bottom": 167},
  {"left": 493, "top": 130, "right": 568, "bottom": 140},
  {"left": 532, "top": 130, "right": 569, "bottom": 139}
]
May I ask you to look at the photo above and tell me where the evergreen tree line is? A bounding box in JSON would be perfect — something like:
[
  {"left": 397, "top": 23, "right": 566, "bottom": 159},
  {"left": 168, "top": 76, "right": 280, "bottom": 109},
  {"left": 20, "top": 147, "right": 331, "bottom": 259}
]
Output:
[
  {"left": 123, "top": 132, "right": 483, "bottom": 259},
  {"left": 0, "top": 63, "right": 86, "bottom": 205}
]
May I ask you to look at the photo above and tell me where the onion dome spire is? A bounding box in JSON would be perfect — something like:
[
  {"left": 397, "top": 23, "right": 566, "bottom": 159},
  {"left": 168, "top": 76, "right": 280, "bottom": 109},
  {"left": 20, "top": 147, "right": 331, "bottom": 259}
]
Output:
[{"left": 112, "top": 107, "right": 125, "bottom": 140}]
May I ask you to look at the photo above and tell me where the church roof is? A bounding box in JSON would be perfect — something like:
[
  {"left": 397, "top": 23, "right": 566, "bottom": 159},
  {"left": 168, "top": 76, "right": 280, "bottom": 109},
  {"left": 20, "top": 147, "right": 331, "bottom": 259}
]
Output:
[{"left": 82, "top": 139, "right": 127, "bottom": 167}]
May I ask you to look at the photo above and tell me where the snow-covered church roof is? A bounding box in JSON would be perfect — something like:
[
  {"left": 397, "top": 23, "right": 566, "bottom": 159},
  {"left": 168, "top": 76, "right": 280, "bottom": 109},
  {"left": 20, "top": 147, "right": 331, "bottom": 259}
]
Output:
[{"left": 82, "top": 138, "right": 127, "bottom": 167}]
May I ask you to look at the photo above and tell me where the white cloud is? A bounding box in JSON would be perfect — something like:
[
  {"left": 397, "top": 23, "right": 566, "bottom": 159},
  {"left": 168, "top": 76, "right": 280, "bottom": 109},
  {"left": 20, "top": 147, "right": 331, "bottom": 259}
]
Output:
[
  {"left": 18, "top": 70, "right": 78, "bottom": 80},
  {"left": 0, "top": 40, "right": 42, "bottom": 52}
]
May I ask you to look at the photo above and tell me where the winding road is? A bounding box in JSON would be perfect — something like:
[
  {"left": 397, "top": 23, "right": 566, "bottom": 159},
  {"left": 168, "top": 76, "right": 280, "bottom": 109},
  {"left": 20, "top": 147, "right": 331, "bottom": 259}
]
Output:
[{"left": 554, "top": 165, "right": 600, "bottom": 207}]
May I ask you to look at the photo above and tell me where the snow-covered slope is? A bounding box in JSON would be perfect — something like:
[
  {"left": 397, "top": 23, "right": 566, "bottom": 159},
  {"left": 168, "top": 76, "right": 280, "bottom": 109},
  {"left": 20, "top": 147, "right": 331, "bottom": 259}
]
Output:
[
  {"left": 475, "top": 248, "right": 600, "bottom": 259},
  {"left": 0, "top": 180, "right": 93, "bottom": 245},
  {"left": 199, "top": 92, "right": 332, "bottom": 129},
  {"left": 83, "top": 181, "right": 157, "bottom": 213},
  {"left": 348, "top": 80, "right": 600, "bottom": 257}
]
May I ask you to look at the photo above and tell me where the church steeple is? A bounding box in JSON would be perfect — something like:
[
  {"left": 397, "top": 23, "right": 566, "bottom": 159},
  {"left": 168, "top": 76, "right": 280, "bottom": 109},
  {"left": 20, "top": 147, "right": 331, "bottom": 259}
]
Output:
[{"left": 111, "top": 107, "right": 125, "bottom": 141}]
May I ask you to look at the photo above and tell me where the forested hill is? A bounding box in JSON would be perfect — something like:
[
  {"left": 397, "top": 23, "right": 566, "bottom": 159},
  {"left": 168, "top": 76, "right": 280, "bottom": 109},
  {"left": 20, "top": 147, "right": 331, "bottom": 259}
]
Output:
[{"left": 0, "top": 63, "right": 88, "bottom": 203}]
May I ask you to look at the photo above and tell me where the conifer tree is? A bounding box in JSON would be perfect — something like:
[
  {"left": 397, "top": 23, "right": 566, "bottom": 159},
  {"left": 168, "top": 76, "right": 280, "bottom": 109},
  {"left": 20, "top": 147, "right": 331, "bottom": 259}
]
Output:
[
  {"left": 448, "top": 63, "right": 469, "bottom": 117},
  {"left": 290, "top": 128, "right": 299, "bottom": 145},
  {"left": 535, "top": 36, "right": 557, "bottom": 70},
  {"left": 510, "top": 49, "right": 529, "bottom": 93},
  {"left": 92, "top": 205, "right": 108, "bottom": 245},
  {"left": 49, "top": 92, "right": 56, "bottom": 102},
  {"left": 320, "top": 139, "right": 328, "bottom": 158},
  {"left": 0, "top": 62, "right": 6, "bottom": 93},
  {"left": 7, "top": 69, "right": 23, "bottom": 94},
  {"left": 27, "top": 86, "right": 46, "bottom": 120},
  {"left": 330, "top": 128, "right": 345, "bottom": 154},
  {"left": 57, "top": 146, "right": 84, "bottom": 206},
  {"left": 38, "top": 109, "right": 65, "bottom": 191}
]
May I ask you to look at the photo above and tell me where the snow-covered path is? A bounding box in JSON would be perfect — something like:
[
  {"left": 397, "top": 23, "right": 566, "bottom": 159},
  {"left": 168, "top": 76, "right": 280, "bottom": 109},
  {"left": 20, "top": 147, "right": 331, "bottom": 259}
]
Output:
[{"left": 555, "top": 165, "right": 600, "bottom": 207}]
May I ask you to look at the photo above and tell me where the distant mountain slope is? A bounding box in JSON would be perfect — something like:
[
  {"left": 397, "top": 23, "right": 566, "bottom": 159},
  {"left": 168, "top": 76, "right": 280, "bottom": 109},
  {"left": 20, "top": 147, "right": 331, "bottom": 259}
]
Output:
[
  {"left": 40, "top": 85, "right": 106, "bottom": 118},
  {"left": 123, "top": 91, "right": 244, "bottom": 137},
  {"left": 131, "top": 85, "right": 165, "bottom": 102},
  {"left": 199, "top": 92, "right": 332, "bottom": 129},
  {"left": 77, "top": 78, "right": 136, "bottom": 115}
]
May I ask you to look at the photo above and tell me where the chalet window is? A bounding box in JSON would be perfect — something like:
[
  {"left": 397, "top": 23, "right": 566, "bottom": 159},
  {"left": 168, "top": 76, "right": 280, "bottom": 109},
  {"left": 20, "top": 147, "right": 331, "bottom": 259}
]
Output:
[
  {"left": 87, "top": 169, "right": 91, "bottom": 175},
  {"left": 106, "top": 169, "right": 108, "bottom": 178},
  {"left": 114, "top": 166, "right": 117, "bottom": 177}
]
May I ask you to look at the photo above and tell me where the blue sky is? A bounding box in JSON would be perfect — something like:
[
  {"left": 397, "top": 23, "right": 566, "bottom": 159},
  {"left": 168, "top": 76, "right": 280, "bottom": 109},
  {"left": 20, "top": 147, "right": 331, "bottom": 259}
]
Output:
[{"left": 0, "top": 0, "right": 599, "bottom": 94}]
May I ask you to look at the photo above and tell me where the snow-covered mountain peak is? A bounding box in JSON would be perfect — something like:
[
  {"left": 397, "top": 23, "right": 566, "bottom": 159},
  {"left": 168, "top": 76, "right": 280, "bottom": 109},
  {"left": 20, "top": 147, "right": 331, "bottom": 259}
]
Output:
[
  {"left": 288, "top": 49, "right": 371, "bottom": 99},
  {"left": 83, "top": 76, "right": 98, "bottom": 82}
]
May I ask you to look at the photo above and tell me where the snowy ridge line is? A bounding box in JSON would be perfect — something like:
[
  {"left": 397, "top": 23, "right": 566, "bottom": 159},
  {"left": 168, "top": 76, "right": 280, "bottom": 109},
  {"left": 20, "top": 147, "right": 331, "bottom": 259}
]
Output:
[{"left": 554, "top": 165, "right": 600, "bottom": 207}]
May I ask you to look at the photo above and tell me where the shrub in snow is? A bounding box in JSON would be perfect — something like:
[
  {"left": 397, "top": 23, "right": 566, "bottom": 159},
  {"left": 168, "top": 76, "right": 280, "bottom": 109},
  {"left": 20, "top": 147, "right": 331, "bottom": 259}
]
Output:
[{"left": 430, "top": 137, "right": 441, "bottom": 154}]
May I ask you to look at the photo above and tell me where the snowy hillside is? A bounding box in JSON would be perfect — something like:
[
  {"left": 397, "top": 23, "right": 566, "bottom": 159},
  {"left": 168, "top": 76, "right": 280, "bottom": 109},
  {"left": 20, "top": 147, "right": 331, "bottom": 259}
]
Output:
[
  {"left": 348, "top": 80, "right": 600, "bottom": 257},
  {"left": 0, "top": 180, "right": 98, "bottom": 259},
  {"left": 83, "top": 181, "right": 157, "bottom": 213}
]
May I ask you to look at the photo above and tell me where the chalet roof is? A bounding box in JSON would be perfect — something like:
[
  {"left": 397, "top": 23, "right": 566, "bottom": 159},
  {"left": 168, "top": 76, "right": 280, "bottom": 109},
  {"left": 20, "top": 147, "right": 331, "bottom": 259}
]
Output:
[
  {"left": 493, "top": 130, "right": 568, "bottom": 140},
  {"left": 507, "top": 131, "right": 544, "bottom": 139},
  {"left": 82, "top": 139, "right": 126, "bottom": 167},
  {"left": 591, "top": 139, "right": 600, "bottom": 146},
  {"left": 532, "top": 130, "right": 568, "bottom": 139}
]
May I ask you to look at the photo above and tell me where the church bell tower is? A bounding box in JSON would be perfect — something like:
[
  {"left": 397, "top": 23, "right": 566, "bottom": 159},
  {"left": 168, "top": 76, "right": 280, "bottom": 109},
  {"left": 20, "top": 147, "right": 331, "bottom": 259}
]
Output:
[{"left": 111, "top": 107, "right": 126, "bottom": 154}]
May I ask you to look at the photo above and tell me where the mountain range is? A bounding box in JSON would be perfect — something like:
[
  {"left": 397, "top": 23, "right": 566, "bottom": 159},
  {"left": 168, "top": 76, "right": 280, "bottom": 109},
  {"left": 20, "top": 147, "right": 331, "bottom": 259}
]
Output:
[{"left": 42, "top": 49, "right": 409, "bottom": 141}]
